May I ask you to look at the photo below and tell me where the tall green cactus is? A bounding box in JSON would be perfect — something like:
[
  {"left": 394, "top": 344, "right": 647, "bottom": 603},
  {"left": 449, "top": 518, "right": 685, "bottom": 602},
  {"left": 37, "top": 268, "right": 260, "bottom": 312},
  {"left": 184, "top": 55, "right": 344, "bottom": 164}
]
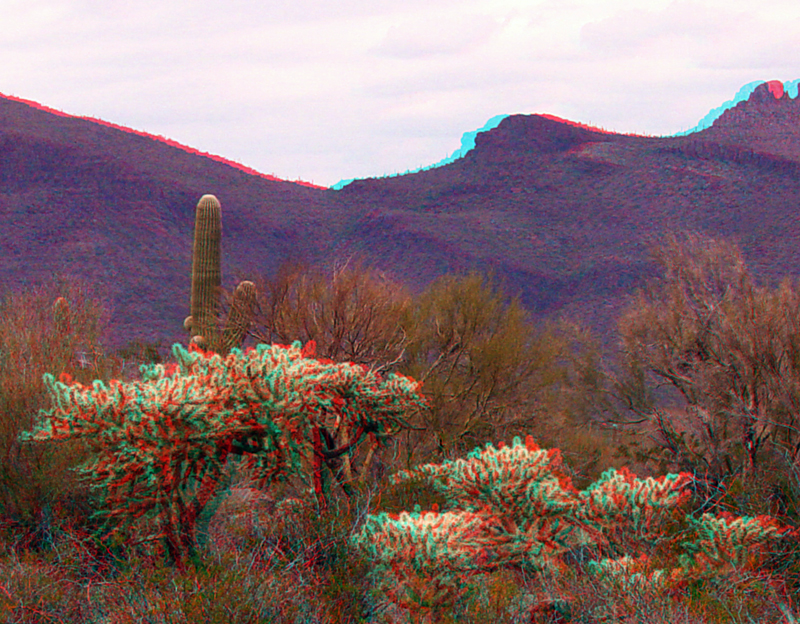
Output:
[{"left": 184, "top": 194, "right": 257, "bottom": 356}]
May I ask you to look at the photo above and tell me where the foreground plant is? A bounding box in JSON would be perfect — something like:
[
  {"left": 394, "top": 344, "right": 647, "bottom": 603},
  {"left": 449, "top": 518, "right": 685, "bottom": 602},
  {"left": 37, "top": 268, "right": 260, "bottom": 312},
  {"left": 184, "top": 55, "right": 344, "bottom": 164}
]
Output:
[
  {"left": 17, "top": 340, "right": 427, "bottom": 570},
  {"left": 349, "top": 435, "right": 800, "bottom": 622}
]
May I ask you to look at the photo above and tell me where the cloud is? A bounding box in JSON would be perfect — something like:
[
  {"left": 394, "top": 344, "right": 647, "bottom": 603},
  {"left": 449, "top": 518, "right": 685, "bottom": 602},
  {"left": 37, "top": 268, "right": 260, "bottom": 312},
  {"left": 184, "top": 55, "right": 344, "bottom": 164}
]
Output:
[
  {"left": 580, "top": 2, "right": 749, "bottom": 60},
  {"left": 2, "top": 0, "right": 800, "bottom": 186},
  {"left": 373, "top": 12, "right": 501, "bottom": 58},
  {"left": 579, "top": 0, "right": 800, "bottom": 70}
]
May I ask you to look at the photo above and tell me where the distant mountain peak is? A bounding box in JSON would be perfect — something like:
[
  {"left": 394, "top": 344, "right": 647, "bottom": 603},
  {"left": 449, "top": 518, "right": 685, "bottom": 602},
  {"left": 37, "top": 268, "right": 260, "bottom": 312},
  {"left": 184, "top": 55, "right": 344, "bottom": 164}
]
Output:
[
  {"left": 677, "top": 79, "right": 800, "bottom": 135},
  {"left": 684, "top": 79, "right": 800, "bottom": 162},
  {"left": 748, "top": 80, "right": 798, "bottom": 100}
]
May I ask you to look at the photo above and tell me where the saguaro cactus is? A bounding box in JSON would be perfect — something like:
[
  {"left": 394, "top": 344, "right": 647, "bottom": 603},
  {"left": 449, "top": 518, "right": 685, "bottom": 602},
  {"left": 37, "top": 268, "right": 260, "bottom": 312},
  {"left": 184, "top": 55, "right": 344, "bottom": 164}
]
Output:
[
  {"left": 220, "top": 280, "right": 257, "bottom": 353},
  {"left": 184, "top": 194, "right": 257, "bottom": 356}
]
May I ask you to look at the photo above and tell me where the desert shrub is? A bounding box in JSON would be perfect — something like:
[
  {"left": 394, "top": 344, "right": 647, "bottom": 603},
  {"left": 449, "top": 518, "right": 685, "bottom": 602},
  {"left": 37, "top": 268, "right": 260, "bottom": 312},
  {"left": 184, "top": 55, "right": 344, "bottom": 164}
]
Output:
[
  {"left": 392, "top": 269, "right": 577, "bottom": 468},
  {"left": 573, "top": 232, "right": 800, "bottom": 530},
  {"left": 0, "top": 271, "right": 126, "bottom": 546}
]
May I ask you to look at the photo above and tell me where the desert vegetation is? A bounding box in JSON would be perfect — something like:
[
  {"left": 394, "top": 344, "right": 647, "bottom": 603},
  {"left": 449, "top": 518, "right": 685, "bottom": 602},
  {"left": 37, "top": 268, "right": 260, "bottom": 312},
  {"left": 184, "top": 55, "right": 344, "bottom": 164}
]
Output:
[{"left": 0, "top": 232, "right": 798, "bottom": 623}]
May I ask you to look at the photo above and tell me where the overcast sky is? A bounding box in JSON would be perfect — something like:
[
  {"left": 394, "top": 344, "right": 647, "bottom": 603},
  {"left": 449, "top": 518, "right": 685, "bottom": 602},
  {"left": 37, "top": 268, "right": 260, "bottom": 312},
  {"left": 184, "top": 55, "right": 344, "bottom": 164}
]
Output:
[{"left": 3, "top": 0, "right": 800, "bottom": 188}]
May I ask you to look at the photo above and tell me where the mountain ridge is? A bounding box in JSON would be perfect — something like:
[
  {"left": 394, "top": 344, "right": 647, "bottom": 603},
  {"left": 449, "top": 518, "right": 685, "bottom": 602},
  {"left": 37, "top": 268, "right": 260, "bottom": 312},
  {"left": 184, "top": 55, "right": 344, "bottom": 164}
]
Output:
[
  {"left": 336, "top": 79, "right": 800, "bottom": 189},
  {"left": 0, "top": 92, "right": 327, "bottom": 190},
  {"left": 2, "top": 81, "right": 800, "bottom": 363}
]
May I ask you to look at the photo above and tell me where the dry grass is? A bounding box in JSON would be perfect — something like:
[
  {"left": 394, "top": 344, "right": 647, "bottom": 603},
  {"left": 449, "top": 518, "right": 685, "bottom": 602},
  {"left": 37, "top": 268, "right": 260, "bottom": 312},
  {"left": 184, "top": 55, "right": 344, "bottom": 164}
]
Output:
[
  {"left": 0, "top": 275, "right": 798, "bottom": 622},
  {"left": 0, "top": 427, "right": 798, "bottom": 624}
]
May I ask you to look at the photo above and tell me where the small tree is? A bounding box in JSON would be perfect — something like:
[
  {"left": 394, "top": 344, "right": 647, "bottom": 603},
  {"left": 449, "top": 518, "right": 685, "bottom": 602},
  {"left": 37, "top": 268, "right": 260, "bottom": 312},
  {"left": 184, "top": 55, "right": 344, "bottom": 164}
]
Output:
[
  {"left": 225, "top": 255, "right": 412, "bottom": 369},
  {"left": 216, "top": 255, "right": 422, "bottom": 498},
  {"left": 595, "top": 232, "right": 800, "bottom": 518},
  {"left": 394, "top": 268, "right": 575, "bottom": 470}
]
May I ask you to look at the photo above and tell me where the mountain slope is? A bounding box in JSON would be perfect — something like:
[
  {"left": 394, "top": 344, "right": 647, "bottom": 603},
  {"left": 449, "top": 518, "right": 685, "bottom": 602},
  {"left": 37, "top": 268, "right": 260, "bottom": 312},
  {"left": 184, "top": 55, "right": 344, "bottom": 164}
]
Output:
[
  {"left": 333, "top": 82, "right": 800, "bottom": 347},
  {"left": 2, "top": 81, "right": 800, "bottom": 361},
  {"left": 0, "top": 94, "right": 339, "bottom": 353}
]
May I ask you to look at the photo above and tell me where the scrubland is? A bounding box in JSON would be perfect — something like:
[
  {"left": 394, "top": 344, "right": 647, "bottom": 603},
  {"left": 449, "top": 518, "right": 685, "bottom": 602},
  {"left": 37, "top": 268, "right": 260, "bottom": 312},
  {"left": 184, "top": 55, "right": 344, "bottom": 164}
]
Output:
[{"left": 1, "top": 234, "right": 799, "bottom": 623}]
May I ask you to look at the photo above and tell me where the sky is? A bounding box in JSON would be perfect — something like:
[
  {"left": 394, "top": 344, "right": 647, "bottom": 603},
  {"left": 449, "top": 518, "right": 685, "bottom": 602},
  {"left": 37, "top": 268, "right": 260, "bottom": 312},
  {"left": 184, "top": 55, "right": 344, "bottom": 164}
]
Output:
[{"left": 3, "top": 0, "right": 800, "bottom": 189}]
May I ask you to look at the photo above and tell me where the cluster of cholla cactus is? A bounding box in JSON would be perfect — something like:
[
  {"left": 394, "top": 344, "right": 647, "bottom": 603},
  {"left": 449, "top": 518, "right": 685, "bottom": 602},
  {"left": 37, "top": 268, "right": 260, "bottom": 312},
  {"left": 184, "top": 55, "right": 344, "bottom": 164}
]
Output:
[
  {"left": 348, "top": 435, "right": 800, "bottom": 620},
  {"left": 183, "top": 194, "right": 257, "bottom": 357},
  {"left": 19, "top": 339, "right": 428, "bottom": 569}
]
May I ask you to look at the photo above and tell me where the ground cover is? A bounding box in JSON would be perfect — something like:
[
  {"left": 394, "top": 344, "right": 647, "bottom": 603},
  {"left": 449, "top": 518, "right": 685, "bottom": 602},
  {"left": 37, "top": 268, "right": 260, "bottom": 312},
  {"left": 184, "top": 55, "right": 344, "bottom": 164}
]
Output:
[{"left": 1, "top": 430, "right": 798, "bottom": 624}]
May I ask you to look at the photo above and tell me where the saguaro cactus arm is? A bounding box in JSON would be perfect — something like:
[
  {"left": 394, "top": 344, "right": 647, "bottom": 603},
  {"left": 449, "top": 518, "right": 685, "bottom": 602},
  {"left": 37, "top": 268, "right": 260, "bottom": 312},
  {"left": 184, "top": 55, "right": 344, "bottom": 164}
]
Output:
[{"left": 221, "top": 280, "right": 257, "bottom": 355}]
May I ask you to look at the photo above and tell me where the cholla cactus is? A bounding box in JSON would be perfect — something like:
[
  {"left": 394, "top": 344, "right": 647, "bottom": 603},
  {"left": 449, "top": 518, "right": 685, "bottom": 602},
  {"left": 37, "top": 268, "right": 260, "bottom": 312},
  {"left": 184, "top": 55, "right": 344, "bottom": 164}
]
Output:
[
  {"left": 20, "top": 340, "right": 428, "bottom": 568},
  {"left": 349, "top": 435, "right": 800, "bottom": 619}
]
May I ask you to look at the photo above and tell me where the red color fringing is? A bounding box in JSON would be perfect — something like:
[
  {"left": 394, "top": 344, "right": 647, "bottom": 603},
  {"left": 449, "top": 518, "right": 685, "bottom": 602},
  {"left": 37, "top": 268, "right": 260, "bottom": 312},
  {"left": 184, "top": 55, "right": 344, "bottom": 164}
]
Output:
[
  {"left": 765, "top": 80, "right": 785, "bottom": 99},
  {"left": 0, "top": 92, "right": 326, "bottom": 190},
  {"left": 538, "top": 113, "right": 649, "bottom": 137}
]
